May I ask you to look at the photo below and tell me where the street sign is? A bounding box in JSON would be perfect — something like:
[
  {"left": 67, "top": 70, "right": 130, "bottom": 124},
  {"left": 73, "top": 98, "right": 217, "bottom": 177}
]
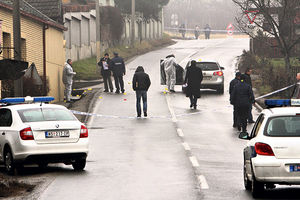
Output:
[
  {"left": 226, "top": 23, "right": 234, "bottom": 31},
  {"left": 245, "top": 10, "right": 259, "bottom": 24},
  {"left": 227, "top": 30, "right": 233, "bottom": 36}
]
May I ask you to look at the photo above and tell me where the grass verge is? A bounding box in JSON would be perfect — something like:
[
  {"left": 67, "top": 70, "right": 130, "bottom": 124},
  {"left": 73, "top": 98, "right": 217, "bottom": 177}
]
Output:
[{"left": 72, "top": 34, "right": 175, "bottom": 80}]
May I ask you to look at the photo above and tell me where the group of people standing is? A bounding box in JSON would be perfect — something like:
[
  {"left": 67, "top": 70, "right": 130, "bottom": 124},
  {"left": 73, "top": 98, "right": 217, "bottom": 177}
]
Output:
[
  {"left": 230, "top": 68, "right": 255, "bottom": 133},
  {"left": 98, "top": 52, "right": 126, "bottom": 94}
]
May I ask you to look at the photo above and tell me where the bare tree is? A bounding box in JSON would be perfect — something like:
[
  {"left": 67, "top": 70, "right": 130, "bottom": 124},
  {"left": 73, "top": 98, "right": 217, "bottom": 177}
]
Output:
[{"left": 233, "top": 0, "right": 300, "bottom": 79}]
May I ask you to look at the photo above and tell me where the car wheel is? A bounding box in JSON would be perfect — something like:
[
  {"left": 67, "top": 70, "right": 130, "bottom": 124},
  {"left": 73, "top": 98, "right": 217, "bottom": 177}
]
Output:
[
  {"left": 4, "top": 148, "right": 16, "bottom": 175},
  {"left": 243, "top": 161, "right": 251, "bottom": 190},
  {"left": 72, "top": 159, "right": 86, "bottom": 171},
  {"left": 217, "top": 85, "right": 224, "bottom": 94},
  {"left": 251, "top": 169, "right": 264, "bottom": 198}
]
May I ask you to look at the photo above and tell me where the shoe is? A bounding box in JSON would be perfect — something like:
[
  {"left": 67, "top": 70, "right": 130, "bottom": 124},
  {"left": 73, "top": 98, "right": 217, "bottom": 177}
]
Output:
[
  {"left": 194, "top": 105, "right": 197, "bottom": 109},
  {"left": 248, "top": 120, "right": 255, "bottom": 124},
  {"left": 137, "top": 114, "right": 141, "bottom": 118},
  {"left": 237, "top": 126, "right": 241, "bottom": 131},
  {"left": 190, "top": 103, "right": 193, "bottom": 108},
  {"left": 170, "top": 90, "right": 175, "bottom": 93},
  {"left": 144, "top": 112, "right": 147, "bottom": 117},
  {"left": 122, "top": 90, "right": 125, "bottom": 94},
  {"left": 115, "top": 90, "right": 120, "bottom": 94},
  {"left": 104, "top": 90, "right": 109, "bottom": 92}
]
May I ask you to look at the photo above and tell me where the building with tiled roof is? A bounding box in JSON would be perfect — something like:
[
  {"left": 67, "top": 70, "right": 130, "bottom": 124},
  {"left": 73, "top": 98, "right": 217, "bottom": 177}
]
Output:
[{"left": 0, "top": 0, "right": 66, "bottom": 101}]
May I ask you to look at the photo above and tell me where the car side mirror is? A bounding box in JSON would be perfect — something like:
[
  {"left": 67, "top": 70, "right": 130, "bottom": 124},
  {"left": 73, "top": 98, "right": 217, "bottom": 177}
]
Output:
[
  {"left": 220, "top": 67, "right": 225, "bottom": 70},
  {"left": 239, "top": 132, "right": 250, "bottom": 140}
]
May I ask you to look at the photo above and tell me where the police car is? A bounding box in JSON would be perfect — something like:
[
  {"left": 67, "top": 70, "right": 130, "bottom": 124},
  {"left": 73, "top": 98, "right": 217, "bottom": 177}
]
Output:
[
  {"left": 0, "top": 97, "right": 89, "bottom": 175},
  {"left": 239, "top": 99, "right": 300, "bottom": 197}
]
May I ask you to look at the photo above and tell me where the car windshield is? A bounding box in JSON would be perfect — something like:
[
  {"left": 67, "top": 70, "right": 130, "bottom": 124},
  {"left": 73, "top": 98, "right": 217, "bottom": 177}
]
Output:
[
  {"left": 265, "top": 116, "right": 300, "bottom": 137},
  {"left": 196, "top": 62, "right": 219, "bottom": 71},
  {"left": 18, "top": 108, "right": 77, "bottom": 122}
]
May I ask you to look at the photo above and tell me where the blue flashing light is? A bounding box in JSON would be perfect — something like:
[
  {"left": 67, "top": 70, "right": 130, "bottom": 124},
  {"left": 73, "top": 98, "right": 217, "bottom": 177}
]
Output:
[
  {"left": 265, "top": 99, "right": 291, "bottom": 107},
  {"left": 0, "top": 96, "right": 55, "bottom": 104}
]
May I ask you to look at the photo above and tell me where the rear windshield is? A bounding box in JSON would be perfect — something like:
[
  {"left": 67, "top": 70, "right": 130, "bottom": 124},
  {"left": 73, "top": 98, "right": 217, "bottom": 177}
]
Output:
[
  {"left": 265, "top": 116, "right": 300, "bottom": 137},
  {"left": 18, "top": 108, "right": 77, "bottom": 122},
  {"left": 196, "top": 62, "right": 219, "bottom": 71}
]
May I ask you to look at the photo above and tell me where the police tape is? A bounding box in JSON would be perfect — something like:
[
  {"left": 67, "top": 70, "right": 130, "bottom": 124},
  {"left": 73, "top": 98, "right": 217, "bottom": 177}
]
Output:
[
  {"left": 255, "top": 84, "right": 295, "bottom": 100},
  {"left": 71, "top": 110, "right": 203, "bottom": 119}
]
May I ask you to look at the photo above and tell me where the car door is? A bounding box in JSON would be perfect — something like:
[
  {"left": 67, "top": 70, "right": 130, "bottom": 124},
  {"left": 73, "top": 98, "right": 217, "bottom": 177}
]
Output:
[
  {"left": 0, "top": 108, "right": 13, "bottom": 162},
  {"left": 245, "top": 114, "right": 265, "bottom": 176}
]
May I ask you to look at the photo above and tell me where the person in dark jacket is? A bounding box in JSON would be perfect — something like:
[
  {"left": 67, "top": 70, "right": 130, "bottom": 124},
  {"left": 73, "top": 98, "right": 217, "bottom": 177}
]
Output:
[
  {"left": 204, "top": 24, "right": 211, "bottom": 39},
  {"left": 184, "top": 60, "right": 203, "bottom": 109},
  {"left": 98, "top": 53, "right": 113, "bottom": 92},
  {"left": 230, "top": 74, "right": 255, "bottom": 133},
  {"left": 132, "top": 66, "right": 151, "bottom": 117},
  {"left": 111, "top": 52, "right": 126, "bottom": 94},
  {"left": 229, "top": 72, "right": 241, "bottom": 127},
  {"left": 244, "top": 68, "right": 255, "bottom": 123}
]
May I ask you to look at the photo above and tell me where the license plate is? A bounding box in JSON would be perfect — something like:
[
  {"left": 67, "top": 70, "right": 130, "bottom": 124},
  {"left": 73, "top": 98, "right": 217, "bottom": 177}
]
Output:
[
  {"left": 45, "top": 130, "right": 70, "bottom": 138},
  {"left": 203, "top": 76, "right": 212, "bottom": 80},
  {"left": 290, "top": 165, "right": 300, "bottom": 172}
]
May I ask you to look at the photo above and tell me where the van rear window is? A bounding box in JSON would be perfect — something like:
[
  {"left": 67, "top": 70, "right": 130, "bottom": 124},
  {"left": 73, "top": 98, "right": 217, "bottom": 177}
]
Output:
[
  {"left": 196, "top": 62, "right": 219, "bottom": 71},
  {"left": 18, "top": 108, "right": 76, "bottom": 122}
]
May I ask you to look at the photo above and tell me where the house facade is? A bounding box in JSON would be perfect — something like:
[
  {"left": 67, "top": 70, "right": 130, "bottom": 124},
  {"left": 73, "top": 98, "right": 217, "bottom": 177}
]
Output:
[{"left": 0, "top": 0, "right": 65, "bottom": 102}]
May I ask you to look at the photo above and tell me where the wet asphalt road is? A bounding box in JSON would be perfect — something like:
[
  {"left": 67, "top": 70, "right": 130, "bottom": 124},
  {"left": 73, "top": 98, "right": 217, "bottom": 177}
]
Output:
[{"left": 38, "top": 38, "right": 300, "bottom": 200}]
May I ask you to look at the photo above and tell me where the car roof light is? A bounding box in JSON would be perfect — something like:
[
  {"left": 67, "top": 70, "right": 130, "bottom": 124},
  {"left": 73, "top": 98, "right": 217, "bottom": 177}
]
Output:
[
  {"left": 0, "top": 96, "right": 55, "bottom": 104},
  {"left": 265, "top": 99, "right": 291, "bottom": 107}
]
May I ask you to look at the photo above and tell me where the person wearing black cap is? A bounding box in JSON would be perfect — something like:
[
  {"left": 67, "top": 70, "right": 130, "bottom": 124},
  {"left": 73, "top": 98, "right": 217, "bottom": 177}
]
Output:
[
  {"left": 230, "top": 74, "right": 254, "bottom": 133},
  {"left": 111, "top": 52, "right": 126, "bottom": 93},
  {"left": 98, "top": 53, "right": 113, "bottom": 92},
  {"left": 229, "top": 72, "right": 241, "bottom": 127}
]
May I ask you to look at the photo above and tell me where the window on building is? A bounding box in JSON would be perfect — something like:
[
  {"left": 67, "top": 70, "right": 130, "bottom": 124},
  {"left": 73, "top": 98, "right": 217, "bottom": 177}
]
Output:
[
  {"left": 2, "top": 32, "right": 11, "bottom": 59},
  {"left": 21, "top": 38, "right": 26, "bottom": 61}
]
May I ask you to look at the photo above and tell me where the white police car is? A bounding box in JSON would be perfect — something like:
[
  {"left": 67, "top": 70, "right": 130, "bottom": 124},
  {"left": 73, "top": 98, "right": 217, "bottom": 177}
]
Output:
[
  {"left": 239, "top": 99, "right": 300, "bottom": 197},
  {"left": 0, "top": 97, "right": 89, "bottom": 175}
]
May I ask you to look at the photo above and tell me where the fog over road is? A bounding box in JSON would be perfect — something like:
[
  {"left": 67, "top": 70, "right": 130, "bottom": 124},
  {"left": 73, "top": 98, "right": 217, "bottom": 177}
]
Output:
[{"left": 38, "top": 38, "right": 300, "bottom": 200}]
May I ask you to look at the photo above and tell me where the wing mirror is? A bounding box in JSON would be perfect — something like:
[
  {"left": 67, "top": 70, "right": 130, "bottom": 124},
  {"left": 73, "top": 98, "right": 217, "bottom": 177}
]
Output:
[
  {"left": 220, "top": 67, "right": 225, "bottom": 70},
  {"left": 239, "top": 132, "right": 251, "bottom": 140}
]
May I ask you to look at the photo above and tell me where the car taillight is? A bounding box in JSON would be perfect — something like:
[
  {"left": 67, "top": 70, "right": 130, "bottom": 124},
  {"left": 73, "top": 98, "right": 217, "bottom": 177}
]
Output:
[
  {"left": 213, "top": 71, "right": 223, "bottom": 76},
  {"left": 20, "top": 127, "right": 34, "bottom": 140},
  {"left": 255, "top": 142, "right": 274, "bottom": 156},
  {"left": 80, "top": 125, "right": 88, "bottom": 138}
]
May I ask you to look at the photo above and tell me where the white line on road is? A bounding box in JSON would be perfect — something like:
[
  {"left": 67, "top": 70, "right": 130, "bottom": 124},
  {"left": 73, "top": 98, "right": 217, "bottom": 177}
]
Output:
[
  {"left": 166, "top": 95, "right": 178, "bottom": 122},
  {"left": 189, "top": 156, "right": 200, "bottom": 167},
  {"left": 177, "top": 128, "right": 184, "bottom": 137},
  {"left": 182, "top": 142, "right": 191, "bottom": 151},
  {"left": 198, "top": 175, "right": 209, "bottom": 190}
]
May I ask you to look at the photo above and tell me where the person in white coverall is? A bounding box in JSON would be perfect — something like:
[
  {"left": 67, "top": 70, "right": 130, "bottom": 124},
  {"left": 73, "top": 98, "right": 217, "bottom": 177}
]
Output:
[
  {"left": 161, "top": 54, "right": 177, "bottom": 92},
  {"left": 63, "top": 59, "right": 76, "bottom": 102}
]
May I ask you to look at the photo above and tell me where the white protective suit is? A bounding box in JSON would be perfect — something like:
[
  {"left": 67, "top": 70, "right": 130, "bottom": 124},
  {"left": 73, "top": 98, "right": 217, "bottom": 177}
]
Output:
[
  {"left": 161, "top": 56, "right": 177, "bottom": 91},
  {"left": 62, "top": 63, "right": 76, "bottom": 101}
]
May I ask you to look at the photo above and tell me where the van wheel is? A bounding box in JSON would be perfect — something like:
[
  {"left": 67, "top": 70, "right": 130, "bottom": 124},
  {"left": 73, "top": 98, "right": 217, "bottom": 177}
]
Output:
[
  {"left": 4, "top": 148, "right": 16, "bottom": 175},
  {"left": 72, "top": 159, "right": 86, "bottom": 171}
]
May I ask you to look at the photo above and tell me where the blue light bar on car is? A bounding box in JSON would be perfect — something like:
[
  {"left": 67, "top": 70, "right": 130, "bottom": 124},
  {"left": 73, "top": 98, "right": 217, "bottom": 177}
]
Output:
[
  {"left": 0, "top": 96, "right": 55, "bottom": 104},
  {"left": 265, "top": 99, "right": 291, "bottom": 107}
]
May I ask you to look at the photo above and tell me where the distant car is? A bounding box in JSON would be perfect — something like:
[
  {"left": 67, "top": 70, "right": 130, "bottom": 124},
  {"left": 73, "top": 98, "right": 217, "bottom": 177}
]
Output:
[
  {"left": 239, "top": 99, "right": 300, "bottom": 198},
  {"left": 0, "top": 97, "right": 89, "bottom": 175},
  {"left": 183, "top": 60, "right": 225, "bottom": 94},
  {"left": 160, "top": 59, "right": 225, "bottom": 94}
]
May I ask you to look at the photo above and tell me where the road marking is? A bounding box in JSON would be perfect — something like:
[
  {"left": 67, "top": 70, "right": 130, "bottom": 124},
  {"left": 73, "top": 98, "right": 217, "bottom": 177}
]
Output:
[
  {"left": 166, "top": 95, "right": 178, "bottom": 122},
  {"left": 182, "top": 142, "right": 191, "bottom": 151},
  {"left": 177, "top": 128, "right": 184, "bottom": 137},
  {"left": 198, "top": 175, "right": 209, "bottom": 190},
  {"left": 189, "top": 156, "right": 200, "bottom": 167}
]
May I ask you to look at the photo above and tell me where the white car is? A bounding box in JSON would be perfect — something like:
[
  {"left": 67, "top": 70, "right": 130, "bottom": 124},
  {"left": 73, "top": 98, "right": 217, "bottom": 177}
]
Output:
[
  {"left": 0, "top": 97, "right": 89, "bottom": 175},
  {"left": 239, "top": 99, "right": 300, "bottom": 198}
]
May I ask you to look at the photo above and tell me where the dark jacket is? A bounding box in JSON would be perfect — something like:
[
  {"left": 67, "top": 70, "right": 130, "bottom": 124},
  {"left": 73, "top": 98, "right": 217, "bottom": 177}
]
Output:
[
  {"left": 184, "top": 63, "right": 203, "bottom": 98},
  {"left": 230, "top": 80, "right": 254, "bottom": 107},
  {"left": 111, "top": 56, "right": 126, "bottom": 76},
  {"left": 98, "top": 57, "right": 111, "bottom": 76},
  {"left": 132, "top": 66, "right": 151, "bottom": 91},
  {"left": 229, "top": 78, "right": 240, "bottom": 95},
  {"left": 244, "top": 73, "right": 252, "bottom": 87}
]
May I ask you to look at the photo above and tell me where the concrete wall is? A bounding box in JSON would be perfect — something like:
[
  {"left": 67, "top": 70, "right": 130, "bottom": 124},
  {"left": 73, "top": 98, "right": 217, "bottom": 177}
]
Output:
[{"left": 64, "top": 10, "right": 96, "bottom": 62}]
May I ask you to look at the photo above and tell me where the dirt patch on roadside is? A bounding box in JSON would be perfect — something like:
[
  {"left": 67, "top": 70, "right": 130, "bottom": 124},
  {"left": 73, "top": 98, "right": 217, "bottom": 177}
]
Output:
[{"left": 0, "top": 175, "right": 35, "bottom": 198}]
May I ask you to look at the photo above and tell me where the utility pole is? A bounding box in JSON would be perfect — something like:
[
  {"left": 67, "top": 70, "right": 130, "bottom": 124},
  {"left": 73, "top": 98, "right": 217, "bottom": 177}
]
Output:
[
  {"left": 13, "top": 0, "right": 23, "bottom": 97},
  {"left": 131, "top": 0, "right": 135, "bottom": 46},
  {"left": 96, "top": 0, "right": 101, "bottom": 63}
]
